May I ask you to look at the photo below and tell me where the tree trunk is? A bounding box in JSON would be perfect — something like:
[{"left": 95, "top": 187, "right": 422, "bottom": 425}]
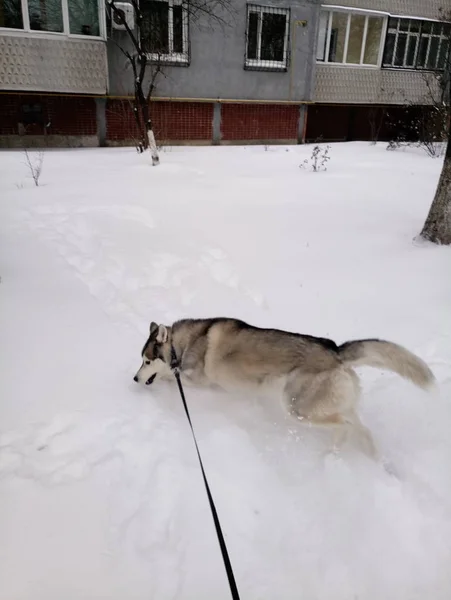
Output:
[
  {"left": 135, "top": 67, "right": 159, "bottom": 165},
  {"left": 133, "top": 97, "right": 146, "bottom": 153},
  {"left": 146, "top": 127, "right": 159, "bottom": 166},
  {"left": 142, "top": 99, "right": 159, "bottom": 166},
  {"left": 420, "top": 135, "right": 451, "bottom": 245}
]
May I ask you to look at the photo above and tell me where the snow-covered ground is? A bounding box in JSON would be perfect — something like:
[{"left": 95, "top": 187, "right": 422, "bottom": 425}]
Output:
[{"left": 1, "top": 143, "right": 451, "bottom": 600}]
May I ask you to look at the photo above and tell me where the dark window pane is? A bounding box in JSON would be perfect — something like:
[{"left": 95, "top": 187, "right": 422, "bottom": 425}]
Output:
[
  {"left": 418, "top": 35, "right": 429, "bottom": 67},
  {"left": 172, "top": 4, "right": 183, "bottom": 53},
  {"left": 427, "top": 37, "right": 440, "bottom": 69},
  {"left": 431, "top": 22, "right": 441, "bottom": 35},
  {"left": 399, "top": 18, "right": 409, "bottom": 32},
  {"left": 437, "top": 38, "right": 449, "bottom": 70},
  {"left": 387, "top": 17, "right": 398, "bottom": 31},
  {"left": 68, "top": 0, "right": 99, "bottom": 35},
  {"left": 260, "top": 12, "right": 286, "bottom": 62},
  {"left": 394, "top": 32, "right": 407, "bottom": 66},
  {"left": 422, "top": 21, "right": 432, "bottom": 34},
  {"left": 247, "top": 12, "right": 258, "bottom": 59},
  {"left": 405, "top": 35, "right": 418, "bottom": 66},
  {"left": 29, "top": 0, "right": 63, "bottom": 32},
  {"left": 409, "top": 20, "right": 420, "bottom": 33},
  {"left": 383, "top": 32, "right": 395, "bottom": 65},
  {"left": 0, "top": 0, "right": 23, "bottom": 27},
  {"left": 142, "top": 0, "right": 169, "bottom": 53},
  {"left": 21, "top": 103, "right": 44, "bottom": 125}
]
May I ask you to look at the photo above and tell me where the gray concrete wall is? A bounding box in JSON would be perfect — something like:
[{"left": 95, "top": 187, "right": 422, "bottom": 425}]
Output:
[
  {"left": 0, "top": 35, "right": 108, "bottom": 94},
  {"left": 108, "top": 0, "right": 320, "bottom": 101}
]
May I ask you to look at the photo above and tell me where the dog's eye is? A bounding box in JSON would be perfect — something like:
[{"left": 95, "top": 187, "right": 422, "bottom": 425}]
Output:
[{"left": 145, "top": 360, "right": 150, "bottom": 365}]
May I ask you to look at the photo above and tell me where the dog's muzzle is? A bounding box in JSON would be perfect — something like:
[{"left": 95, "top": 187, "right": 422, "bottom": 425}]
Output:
[{"left": 133, "top": 373, "right": 157, "bottom": 385}]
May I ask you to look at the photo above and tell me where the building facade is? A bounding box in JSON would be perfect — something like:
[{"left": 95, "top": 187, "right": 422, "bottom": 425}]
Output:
[
  {"left": 0, "top": 0, "right": 449, "bottom": 146},
  {"left": 0, "top": 0, "right": 107, "bottom": 145},
  {"left": 308, "top": 0, "right": 450, "bottom": 141}
]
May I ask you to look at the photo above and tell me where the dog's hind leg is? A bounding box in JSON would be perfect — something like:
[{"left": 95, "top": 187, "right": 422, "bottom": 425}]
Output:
[
  {"left": 284, "top": 370, "right": 378, "bottom": 461},
  {"left": 305, "top": 413, "right": 378, "bottom": 461},
  {"left": 333, "top": 412, "right": 378, "bottom": 460}
]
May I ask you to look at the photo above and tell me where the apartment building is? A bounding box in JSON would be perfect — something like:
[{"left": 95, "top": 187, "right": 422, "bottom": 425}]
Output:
[
  {"left": 307, "top": 0, "right": 450, "bottom": 141},
  {"left": 0, "top": 0, "right": 449, "bottom": 146}
]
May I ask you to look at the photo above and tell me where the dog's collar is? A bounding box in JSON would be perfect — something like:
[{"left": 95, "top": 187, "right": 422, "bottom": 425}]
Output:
[{"left": 170, "top": 345, "right": 180, "bottom": 372}]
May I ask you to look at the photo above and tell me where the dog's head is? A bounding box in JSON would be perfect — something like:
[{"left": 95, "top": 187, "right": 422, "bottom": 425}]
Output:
[{"left": 133, "top": 321, "right": 172, "bottom": 385}]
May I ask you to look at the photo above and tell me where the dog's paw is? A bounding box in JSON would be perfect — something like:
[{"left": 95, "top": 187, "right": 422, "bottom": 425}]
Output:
[{"left": 321, "top": 445, "right": 342, "bottom": 462}]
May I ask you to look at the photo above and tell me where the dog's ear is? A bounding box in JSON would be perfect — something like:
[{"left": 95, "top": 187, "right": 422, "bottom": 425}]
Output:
[
  {"left": 149, "top": 321, "right": 158, "bottom": 334},
  {"left": 156, "top": 324, "right": 168, "bottom": 344}
]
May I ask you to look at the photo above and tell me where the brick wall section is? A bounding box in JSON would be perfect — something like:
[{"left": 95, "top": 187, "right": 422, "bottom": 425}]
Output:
[
  {"left": 105, "top": 99, "right": 139, "bottom": 141},
  {"left": 0, "top": 94, "right": 300, "bottom": 144},
  {"left": 0, "top": 94, "right": 96, "bottom": 136},
  {"left": 106, "top": 99, "right": 213, "bottom": 142},
  {"left": 155, "top": 101, "right": 213, "bottom": 140},
  {"left": 221, "top": 104, "right": 299, "bottom": 141}
]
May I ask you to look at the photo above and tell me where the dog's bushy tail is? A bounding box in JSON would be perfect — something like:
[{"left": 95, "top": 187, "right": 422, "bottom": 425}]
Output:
[{"left": 338, "top": 339, "right": 435, "bottom": 390}]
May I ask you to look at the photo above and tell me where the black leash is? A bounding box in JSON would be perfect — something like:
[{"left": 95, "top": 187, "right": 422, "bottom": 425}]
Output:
[{"left": 170, "top": 346, "right": 241, "bottom": 600}]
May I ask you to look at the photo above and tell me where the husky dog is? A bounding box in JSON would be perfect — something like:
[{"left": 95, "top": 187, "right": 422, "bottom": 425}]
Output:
[{"left": 134, "top": 318, "right": 434, "bottom": 459}]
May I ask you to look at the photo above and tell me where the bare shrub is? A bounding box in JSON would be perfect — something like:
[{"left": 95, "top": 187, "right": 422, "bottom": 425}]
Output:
[{"left": 23, "top": 149, "right": 44, "bottom": 186}]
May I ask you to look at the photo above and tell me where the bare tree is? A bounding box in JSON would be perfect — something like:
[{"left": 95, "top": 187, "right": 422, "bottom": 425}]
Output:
[
  {"left": 420, "top": 140, "right": 451, "bottom": 244},
  {"left": 414, "top": 72, "right": 449, "bottom": 157},
  {"left": 420, "top": 11, "right": 451, "bottom": 244},
  {"left": 107, "top": 0, "right": 234, "bottom": 165}
]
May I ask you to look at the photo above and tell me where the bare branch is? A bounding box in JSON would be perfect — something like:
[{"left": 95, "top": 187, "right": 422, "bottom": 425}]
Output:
[
  {"left": 183, "top": 0, "right": 236, "bottom": 28},
  {"left": 107, "top": 0, "right": 234, "bottom": 162},
  {"left": 23, "top": 149, "right": 44, "bottom": 186},
  {"left": 146, "top": 63, "right": 162, "bottom": 103},
  {"left": 110, "top": 35, "right": 135, "bottom": 65}
]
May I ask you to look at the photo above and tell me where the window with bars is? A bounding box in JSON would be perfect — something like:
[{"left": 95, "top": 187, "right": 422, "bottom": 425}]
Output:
[
  {"left": 141, "top": 0, "right": 189, "bottom": 64},
  {"left": 245, "top": 4, "right": 290, "bottom": 71},
  {"left": 382, "top": 18, "right": 450, "bottom": 71},
  {"left": 316, "top": 9, "right": 385, "bottom": 66}
]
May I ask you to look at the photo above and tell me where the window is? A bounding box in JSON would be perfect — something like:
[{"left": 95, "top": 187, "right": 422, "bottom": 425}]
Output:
[
  {"left": 20, "top": 102, "right": 45, "bottom": 125},
  {"left": 28, "top": 0, "right": 63, "bottom": 31},
  {"left": 69, "top": 0, "right": 99, "bottom": 35},
  {"left": 141, "top": 0, "right": 189, "bottom": 64},
  {"left": 245, "top": 4, "right": 290, "bottom": 71},
  {"left": 316, "top": 9, "right": 385, "bottom": 66},
  {"left": 0, "top": 0, "right": 23, "bottom": 28},
  {"left": 383, "top": 18, "right": 450, "bottom": 71},
  {"left": 0, "top": 0, "right": 101, "bottom": 35}
]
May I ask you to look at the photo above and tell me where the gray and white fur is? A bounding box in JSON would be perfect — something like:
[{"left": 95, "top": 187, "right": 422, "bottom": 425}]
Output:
[{"left": 134, "top": 318, "right": 435, "bottom": 459}]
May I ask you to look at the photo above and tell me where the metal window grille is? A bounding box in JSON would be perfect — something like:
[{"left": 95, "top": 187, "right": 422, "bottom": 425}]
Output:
[
  {"left": 141, "top": 0, "right": 190, "bottom": 65},
  {"left": 244, "top": 4, "right": 290, "bottom": 72},
  {"left": 382, "top": 17, "right": 451, "bottom": 71},
  {"left": 316, "top": 9, "right": 385, "bottom": 67}
]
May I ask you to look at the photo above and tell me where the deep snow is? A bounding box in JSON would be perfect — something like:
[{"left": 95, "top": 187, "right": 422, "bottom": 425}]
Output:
[{"left": 0, "top": 143, "right": 451, "bottom": 600}]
